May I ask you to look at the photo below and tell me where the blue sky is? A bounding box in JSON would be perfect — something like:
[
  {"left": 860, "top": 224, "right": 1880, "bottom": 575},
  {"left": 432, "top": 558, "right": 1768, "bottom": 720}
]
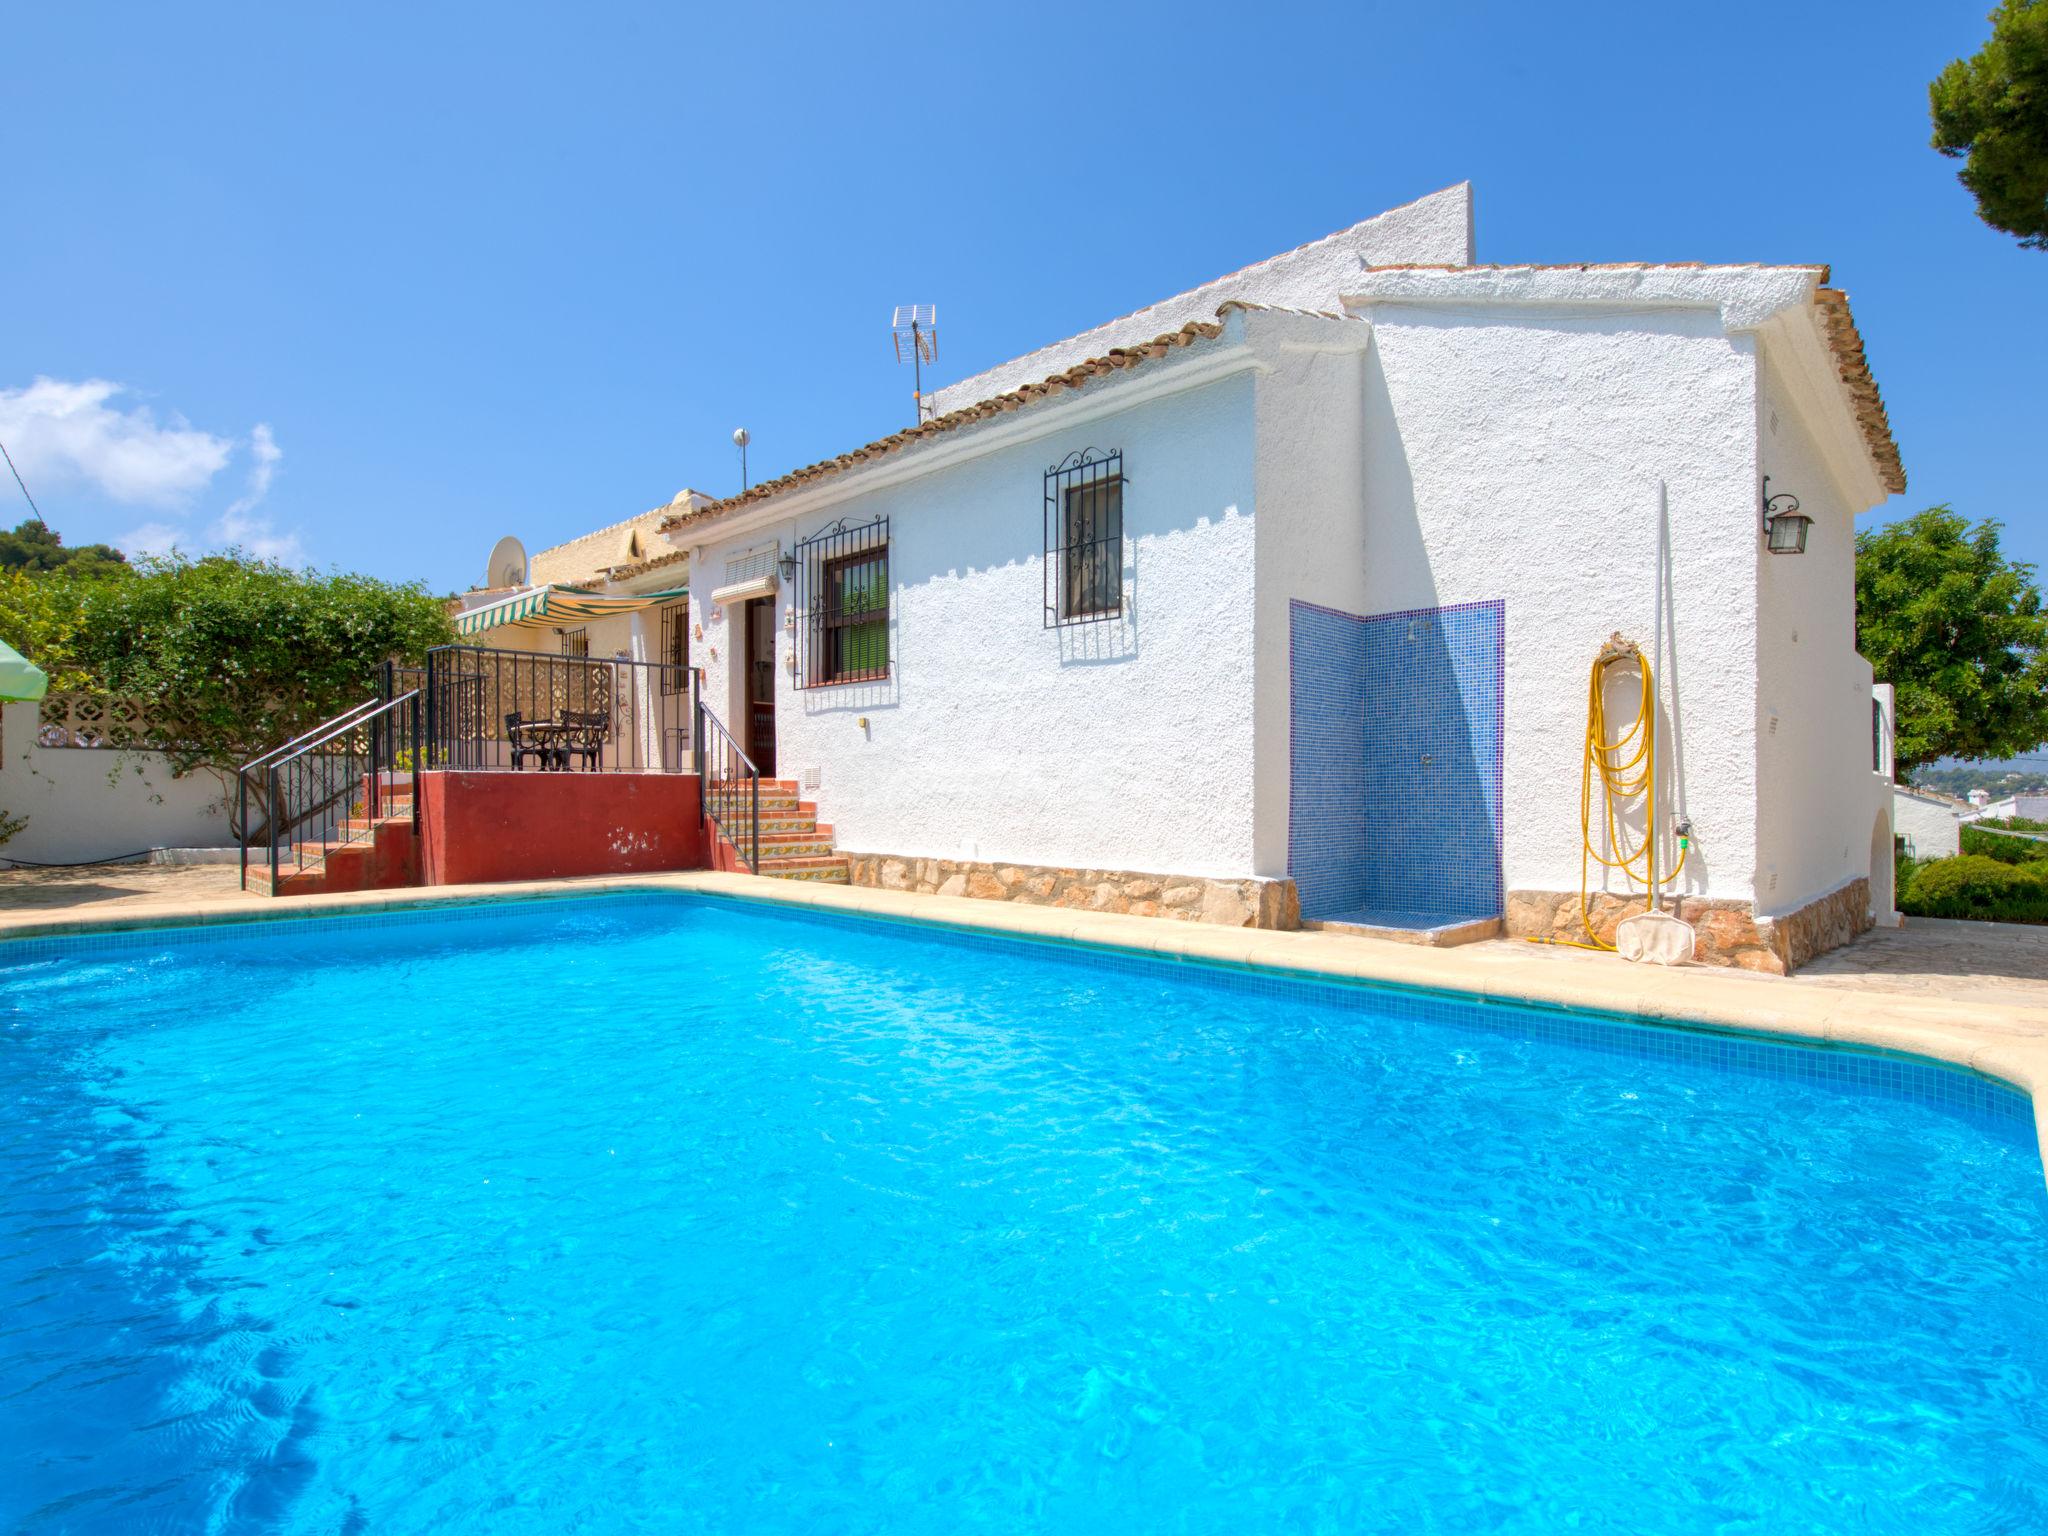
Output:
[{"left": 2, "top": 1, "right": 2041, "bottom": 593}]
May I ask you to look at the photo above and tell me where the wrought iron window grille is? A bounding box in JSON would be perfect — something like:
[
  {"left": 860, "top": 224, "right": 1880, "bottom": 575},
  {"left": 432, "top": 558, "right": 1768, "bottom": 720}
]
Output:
[
  {"left": 793, "top": 516, "right": 891, "bottom": 690},
  {"left": 658, "top": 601, "right": 690, "bottom": 696},
  {"left": 560, "top": 627, "right": 590, "bottom": 659},
  {"left": 1044, "top": 449, "right": 1125, "bottom": 627}
]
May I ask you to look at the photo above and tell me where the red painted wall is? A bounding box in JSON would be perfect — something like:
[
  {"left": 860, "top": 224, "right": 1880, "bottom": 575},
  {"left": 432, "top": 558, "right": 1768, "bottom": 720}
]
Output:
[{"left": 420, "top": 772, "right": 706, "bottom": 886}]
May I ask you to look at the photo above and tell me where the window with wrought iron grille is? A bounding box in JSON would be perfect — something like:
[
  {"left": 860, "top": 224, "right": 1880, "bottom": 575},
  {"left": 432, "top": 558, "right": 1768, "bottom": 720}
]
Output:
[
  {"left": 559, "top": 627, "right": 590, "bottom": 659},
  {"left": 794, "top": 517, "right": 890, "bottom": 689},
  {"left": 1045, "top": 449, "right": 1124, "bottom": 625},
  {"left": 658, "top": 602, "right": 690, "bottom": 695}
]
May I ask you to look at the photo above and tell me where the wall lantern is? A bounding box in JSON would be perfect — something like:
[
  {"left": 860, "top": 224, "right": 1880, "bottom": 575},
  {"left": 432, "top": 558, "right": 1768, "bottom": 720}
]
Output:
[
  {"left": 776, "top": 548, "right": 798, "bottom": 585},
  {"left": 1761, "top": 477, "right": 1811, "bottom": 555}
]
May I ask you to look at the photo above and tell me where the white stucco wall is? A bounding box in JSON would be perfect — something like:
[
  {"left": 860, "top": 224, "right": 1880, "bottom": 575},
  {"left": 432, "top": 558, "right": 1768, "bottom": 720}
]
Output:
[
  {"left": 1244, "top": 310, "right": 1376, "bottom": 875},
  {"left": 1894, "top": 788, "right": 1962, "bottom": 860},
  {"left": 1755, "top": 361, "right": 1889, "bottom": 915},
  {"left": 1342, "top": 298, "right": 1764, "bottom": 905},
  {"left": 928, "top": 184, "right": 1474, "bottom": 415},
  {"left": 689, "top": 359, "right": 1262, "bottom": 877},
  {"left": 0, "top": 701, "right": 232, "bottom": 862}
]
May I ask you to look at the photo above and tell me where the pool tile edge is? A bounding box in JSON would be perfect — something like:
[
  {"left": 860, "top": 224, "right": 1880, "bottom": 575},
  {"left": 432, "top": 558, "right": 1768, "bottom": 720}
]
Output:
[{"left": 5, "top": 868, "right": 2047, "bottom": 1182}]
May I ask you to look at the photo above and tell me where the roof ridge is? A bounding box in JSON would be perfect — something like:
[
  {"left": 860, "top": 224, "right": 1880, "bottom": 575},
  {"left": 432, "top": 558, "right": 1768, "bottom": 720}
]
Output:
[
  {"left": 1358, "top": 260, "right": 1832, "bottom": 275},
  {"left": 659, "top": 315, "right": 1231, "bottom": 533},
  {"left": 932, "top": 184, "right": 1468, "bottom": 408},
  {"left": 531, "top": 504, "right": 667, "bottom": 557}
]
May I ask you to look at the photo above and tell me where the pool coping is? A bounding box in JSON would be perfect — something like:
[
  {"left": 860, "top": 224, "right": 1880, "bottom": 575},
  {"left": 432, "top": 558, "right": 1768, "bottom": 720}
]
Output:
[{"left": 5, "top": 868, "right": 2046, "bottom": 1184}]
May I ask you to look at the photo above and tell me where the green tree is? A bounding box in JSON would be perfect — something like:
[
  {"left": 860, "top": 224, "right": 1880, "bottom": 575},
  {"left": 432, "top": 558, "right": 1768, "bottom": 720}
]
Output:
[
  {"left": 0, "top": 565, "right": 100, "bottom": 693},
  {"left": 1858, "top": 508, "right": 2048, "bottom": 775},
  {"left": 1930, "top": 0, "right": 2048, "bottom": 249},
  {"left": 70, "top": 553, "right": 454, "bottom": 780},
  {"left": 0, "top": 518, "right": 128, "bottom": 575}
]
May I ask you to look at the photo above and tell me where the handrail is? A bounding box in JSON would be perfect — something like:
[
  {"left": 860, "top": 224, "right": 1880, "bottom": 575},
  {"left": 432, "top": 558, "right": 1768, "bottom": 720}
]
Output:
[
  {"left": 240, "top": 689, "right": 422, "bottom": 893},
  {"left": 693, "top": 696, "right": 760, "bottom": 874},
  {"left": 237, "top": 695, "right": 387, "bottom": 777}
]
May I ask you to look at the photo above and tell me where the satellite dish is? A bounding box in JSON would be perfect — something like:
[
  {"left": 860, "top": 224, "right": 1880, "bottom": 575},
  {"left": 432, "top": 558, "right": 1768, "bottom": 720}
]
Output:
[{"left": 487, "top": 535, "right": 529, "bottom": 589}]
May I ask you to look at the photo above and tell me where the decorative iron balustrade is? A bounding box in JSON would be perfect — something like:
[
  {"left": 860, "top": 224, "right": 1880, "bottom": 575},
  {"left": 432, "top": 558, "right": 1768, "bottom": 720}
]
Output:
[{"left": 421, "top": 644, "right": 692, "bottom": 773}]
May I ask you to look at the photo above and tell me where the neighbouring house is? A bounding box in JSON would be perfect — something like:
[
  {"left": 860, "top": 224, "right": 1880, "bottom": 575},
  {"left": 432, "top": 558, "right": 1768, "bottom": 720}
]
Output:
[
  {"left": 641, "top": 182, "right": 1902, "bottom": 971},
  {"left": 1971, "top": 793, "right": 2048, "bottom": 824},
  {"left": 453, "top": 499, "right": 700, "bottom": 686},
  {"left": 1893, "top": 785, "right": 1965, "bottom": 861}
]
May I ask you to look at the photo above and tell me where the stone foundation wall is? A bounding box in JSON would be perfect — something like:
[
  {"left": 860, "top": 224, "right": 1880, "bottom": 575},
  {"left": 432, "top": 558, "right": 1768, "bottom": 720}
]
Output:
[
  {"left": 1506, "top": 877, "right": 1874, "bottom": 974},
  {"left": 845, "top": 854, "right": 1300, "bottom": 930}
]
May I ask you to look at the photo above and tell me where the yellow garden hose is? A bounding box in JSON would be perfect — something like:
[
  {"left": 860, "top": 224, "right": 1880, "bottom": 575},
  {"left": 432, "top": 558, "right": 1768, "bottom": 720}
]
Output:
[{"left": 1540, "top": 634, "right": 1690, "bottom": 952}]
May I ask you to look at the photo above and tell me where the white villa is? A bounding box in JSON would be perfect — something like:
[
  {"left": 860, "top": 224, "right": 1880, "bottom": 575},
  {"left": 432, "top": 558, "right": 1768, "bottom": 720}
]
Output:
[{"left": 479, "top": 183, "right": 1906, "bottom": 972}]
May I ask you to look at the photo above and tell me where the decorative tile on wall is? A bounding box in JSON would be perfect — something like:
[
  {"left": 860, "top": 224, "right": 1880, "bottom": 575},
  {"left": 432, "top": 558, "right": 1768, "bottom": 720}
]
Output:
[{"left": 1289, "top": 598, "right": 1505, "bottom": 927}]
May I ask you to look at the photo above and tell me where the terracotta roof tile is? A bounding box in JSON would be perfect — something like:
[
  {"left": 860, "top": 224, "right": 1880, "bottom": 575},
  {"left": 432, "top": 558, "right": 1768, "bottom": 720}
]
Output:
[
  {"left": 602, "top": 545, "right": 690, "bottom": 582},
  {"left": 658, "top": 317, "right": 1227, "bottom": 532},
  {"left": 1812, "top": 286, "right": 1905, "bottom": 495}
]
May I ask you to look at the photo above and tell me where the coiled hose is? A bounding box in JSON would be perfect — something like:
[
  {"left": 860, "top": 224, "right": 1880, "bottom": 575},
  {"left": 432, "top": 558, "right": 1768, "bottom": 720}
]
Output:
[{"left": 1543, "top": 634, "right": 1689, "bottom": 952}]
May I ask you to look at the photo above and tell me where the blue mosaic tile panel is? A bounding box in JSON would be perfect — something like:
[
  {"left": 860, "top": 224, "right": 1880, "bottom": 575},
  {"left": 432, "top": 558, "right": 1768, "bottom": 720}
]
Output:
[
  {"left": 1289, "top": 598, "right": 1505, "bottom": 925},
  {"left": 1286, "top": 601, "right": 1371, "bottom": 918}
]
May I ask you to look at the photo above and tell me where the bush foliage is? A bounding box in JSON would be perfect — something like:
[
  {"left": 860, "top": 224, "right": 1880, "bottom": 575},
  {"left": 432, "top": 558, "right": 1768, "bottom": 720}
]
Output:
[
  {"left": 1898, "top": 853, "right": 2048, "bottom": 924},
  {"left": 0, "top": 552, "right": 454, "bottom": 779}
]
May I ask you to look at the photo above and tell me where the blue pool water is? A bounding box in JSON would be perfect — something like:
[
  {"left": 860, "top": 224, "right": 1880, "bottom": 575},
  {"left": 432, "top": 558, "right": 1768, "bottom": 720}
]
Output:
[{"left": 1, "top": 895, "right": 2043, "bottom": 1534}]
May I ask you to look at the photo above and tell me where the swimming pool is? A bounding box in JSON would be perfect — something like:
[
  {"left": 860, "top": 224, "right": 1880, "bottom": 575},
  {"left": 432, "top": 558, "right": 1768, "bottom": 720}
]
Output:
[{"left": 2, "top": 892, "right": 2042, "bottom": 1533}]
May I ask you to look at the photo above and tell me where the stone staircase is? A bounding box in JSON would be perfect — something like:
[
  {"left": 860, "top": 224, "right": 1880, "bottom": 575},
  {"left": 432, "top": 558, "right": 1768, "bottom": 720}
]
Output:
[
  {"left": 245, "top": 790, "right": 420, "bottom": 896},
  {"left": 716, "top": 779, "right": 850, "bottom": 884}
]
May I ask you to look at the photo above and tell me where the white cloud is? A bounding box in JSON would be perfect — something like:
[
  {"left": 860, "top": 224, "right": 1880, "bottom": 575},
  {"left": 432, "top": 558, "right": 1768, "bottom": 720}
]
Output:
[
  {"left": 1, "top": 380, "right": 308, "bottom": 564},
  {"left": 210, "top": 423, "right": 303, "bottom": 564},
  {"left": 116, "top": 521, "right": 184, "bottom": 558},
  {"left": 0, "top": 377, "right": 232, "bottom": 508}
]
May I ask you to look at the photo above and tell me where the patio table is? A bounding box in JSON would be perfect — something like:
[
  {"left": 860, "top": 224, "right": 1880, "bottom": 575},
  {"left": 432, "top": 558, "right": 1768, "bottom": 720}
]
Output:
[{"left": 508, "top": 719, "right": 576, "bottom": 770}]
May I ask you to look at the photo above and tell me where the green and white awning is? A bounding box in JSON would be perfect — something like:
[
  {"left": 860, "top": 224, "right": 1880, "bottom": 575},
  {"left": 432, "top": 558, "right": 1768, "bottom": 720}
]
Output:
[{"left": 454, "top": 584, "right": 688, "bottom": 638}]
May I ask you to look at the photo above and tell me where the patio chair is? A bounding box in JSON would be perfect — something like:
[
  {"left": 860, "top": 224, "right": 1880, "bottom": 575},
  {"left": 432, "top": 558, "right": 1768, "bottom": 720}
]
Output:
[
  {"left": 559, "top": 708, "right": 608, "bottom": 772},
  {"left": 505, "top": 711, "right": 559, "bottom": 771}
]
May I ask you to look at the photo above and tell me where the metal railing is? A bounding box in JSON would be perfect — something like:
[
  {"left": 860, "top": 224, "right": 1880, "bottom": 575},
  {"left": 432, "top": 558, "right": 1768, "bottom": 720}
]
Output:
[
  {"left": 238, "top": 690, "right": 421, "bottom": 891},
  {"left": 693, "top": 698, "right": 760, "bottom": 873},
  {"left": 421, "top": 644, "right": 692, "bottom": 774}
]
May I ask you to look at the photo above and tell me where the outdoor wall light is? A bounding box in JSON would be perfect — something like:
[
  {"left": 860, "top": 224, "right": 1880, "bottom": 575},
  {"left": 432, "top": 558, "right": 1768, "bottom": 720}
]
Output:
[
  {"left": 777, "top": 549, "right": 798, "bottom": 585},
  {"left": 1761, "top": 477, "right": 1811, "bottom": 555}
]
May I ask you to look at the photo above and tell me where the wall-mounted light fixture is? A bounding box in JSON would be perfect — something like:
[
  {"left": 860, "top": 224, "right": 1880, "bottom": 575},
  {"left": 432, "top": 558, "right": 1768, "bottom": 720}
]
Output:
[
  {"left": 777, "top": 548, "right": 798, "bottom": 585},
  {"left": 1761, "top": 477, "right": 1811, "bottom": 555}
]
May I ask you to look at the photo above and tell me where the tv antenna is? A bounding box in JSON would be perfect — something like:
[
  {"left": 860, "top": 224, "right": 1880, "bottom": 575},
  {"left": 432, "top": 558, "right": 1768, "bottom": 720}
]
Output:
[{"left": 891, "top": 305, "right": 938, "bottom": 427}]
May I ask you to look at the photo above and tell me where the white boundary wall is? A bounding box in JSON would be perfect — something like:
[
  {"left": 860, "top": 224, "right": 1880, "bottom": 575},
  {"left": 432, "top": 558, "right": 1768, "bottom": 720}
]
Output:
[{"left": 0, "top": 701, "right": 233, "bottom": 863}]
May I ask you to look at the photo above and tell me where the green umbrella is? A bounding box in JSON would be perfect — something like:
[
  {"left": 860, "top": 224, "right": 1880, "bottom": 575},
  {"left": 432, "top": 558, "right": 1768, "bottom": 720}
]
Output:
[{"left": 0, "top": 638, "right": 49, "bottom": 703}]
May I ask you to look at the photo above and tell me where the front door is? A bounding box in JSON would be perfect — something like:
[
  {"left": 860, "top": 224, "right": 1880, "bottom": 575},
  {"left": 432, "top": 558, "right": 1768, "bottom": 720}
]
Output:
[{"left": 744, "top": 596, "right": 777, "bottom": 776}]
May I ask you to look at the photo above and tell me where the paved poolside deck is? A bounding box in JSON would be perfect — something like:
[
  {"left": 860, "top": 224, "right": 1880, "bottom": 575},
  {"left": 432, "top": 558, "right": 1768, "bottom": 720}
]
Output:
[{"left": 3, "top": 865, "right": 2043, "bottom": 1179}]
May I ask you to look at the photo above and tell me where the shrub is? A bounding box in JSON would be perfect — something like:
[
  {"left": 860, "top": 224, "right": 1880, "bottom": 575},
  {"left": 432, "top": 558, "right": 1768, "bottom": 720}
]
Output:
[
  {"left": 1899, "top": 854, "right": 2048, "bottom": 924},
  {"left": 1961, "top": 823, "right": 2048, "bottom": 865}
]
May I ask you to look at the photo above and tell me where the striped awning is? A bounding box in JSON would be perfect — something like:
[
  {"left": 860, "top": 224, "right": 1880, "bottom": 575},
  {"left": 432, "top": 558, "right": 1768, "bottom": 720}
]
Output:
[{"left": 454, "top": 584, "right": 688, "bottom": 638}]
